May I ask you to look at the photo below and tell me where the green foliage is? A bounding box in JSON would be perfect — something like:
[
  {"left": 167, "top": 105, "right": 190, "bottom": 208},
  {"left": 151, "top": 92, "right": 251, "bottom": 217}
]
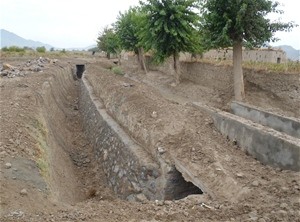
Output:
[
  {"left": 111, "top": 66, "right": 124, "bottom": 75},
  {"left": 61, "top": 49, "right": 66, "bottom": 53},
  {"left": 50, "top": 47, "right": 55, "bottom": 52},
  {"left": 1, "top": 46, "right": 25, "bottom": 52},
  {"left": 97, "top": 26, "right": 121, "bottom": 57},
  {"left": 115, "top": 7, "right": 145, "bottom": 53},
  {"left": 199, "top": 0, "right": 296, "bottom": 49},
  {"left": 36, "top": 46, "right": 46, "bottom": 53},
  {"left": 1, "top": 46, "right": 9, "bottom": 51},
  {"left": 140, "top": 0, "right": 202, "bottom": 63}
]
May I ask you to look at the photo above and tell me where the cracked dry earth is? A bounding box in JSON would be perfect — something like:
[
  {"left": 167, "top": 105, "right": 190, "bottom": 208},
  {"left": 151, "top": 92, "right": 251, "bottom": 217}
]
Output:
[{"left": 0, "top": 56, "right": 299, "bottom": 222}]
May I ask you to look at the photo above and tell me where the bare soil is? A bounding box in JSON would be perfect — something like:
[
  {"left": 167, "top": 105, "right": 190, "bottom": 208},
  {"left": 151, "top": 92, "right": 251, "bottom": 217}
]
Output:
[{"left": 0, "top": 56, "right": 299, "bottom": 222}]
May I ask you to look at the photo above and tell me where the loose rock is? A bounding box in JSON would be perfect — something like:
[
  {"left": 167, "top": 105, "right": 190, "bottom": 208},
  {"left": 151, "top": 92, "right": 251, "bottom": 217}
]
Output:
[
  {"left": 5, "top": 162, "right": 12, "bottom": 169},
  {"left": 157, "top": 146, "right": 166, "bottom": 154},
  {"left": 236, "top": 173, "right": 244, "bottom": 178},
  {"left": 280, "top": 203, "right": 288, "bottom": 209},
  {"left": 151, "top": 111, "right": 158, "bottom": 118},
  {"left": 20, "top": 189, "right": 28, "bottom": 196}
]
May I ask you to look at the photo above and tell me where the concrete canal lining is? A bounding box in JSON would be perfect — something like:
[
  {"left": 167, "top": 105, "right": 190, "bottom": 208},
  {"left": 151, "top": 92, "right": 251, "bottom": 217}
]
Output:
[
  {"left": 231, "top": 101, "right": 300, "bottom": 139},
  {"left": 192, "top": 102, "right": 300, "bottom": 171}
]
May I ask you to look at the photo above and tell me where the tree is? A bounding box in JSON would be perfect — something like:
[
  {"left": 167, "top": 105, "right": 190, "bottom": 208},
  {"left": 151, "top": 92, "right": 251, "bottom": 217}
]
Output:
[
  {"left": 97, "top": 26, "right": 121, "bottom": 61},
  {"left": 200, "top": 0, "right": 296, "bottom": 101},
  {"left": 140, "top": 0, "right": 202, "bottom": 84},
  {"left": 115, "top": 7, "right": 148, "bottom": 72}
]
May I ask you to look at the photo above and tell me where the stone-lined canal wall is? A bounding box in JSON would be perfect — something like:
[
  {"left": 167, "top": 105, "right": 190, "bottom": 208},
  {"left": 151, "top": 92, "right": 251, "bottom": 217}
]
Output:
[
  {"left": 79, "top": 76, "right": 164, "bottom": 201},
  {"left": 78, "top": 68, "right": 204, "bottom": 201}
]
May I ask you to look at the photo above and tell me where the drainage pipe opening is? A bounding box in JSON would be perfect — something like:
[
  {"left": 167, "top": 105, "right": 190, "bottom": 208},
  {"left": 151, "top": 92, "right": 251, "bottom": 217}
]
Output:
[
  {"left": 165, "top": 166, "right": 203, "bottom": 200},
  {"left": 76, "top": 64, "right": 85, "bottom": 79}
]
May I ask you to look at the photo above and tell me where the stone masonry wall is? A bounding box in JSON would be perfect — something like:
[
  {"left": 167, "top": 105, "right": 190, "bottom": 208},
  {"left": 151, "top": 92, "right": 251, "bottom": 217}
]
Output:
[{"left": 79, "top": 77, "right": 164, "bottom": 201}]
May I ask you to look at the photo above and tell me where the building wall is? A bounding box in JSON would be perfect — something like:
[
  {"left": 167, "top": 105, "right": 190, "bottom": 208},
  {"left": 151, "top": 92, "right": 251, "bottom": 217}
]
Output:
[{"left": 203, "top": 48, "right": 287, "bottom": 63}]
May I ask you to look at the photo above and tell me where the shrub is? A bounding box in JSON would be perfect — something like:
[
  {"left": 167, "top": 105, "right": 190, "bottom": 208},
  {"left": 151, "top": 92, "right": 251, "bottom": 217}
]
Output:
[
  {"left": 1, "top": 46, "right": 25, "bottom": 52},
  {"left": 1, "top": 47, "right": 9, "bottom": 51},
  {"left": 23, "top": 46, "right": 34, "bottom": 51},
  {"left": 36, "top": 46, "right": 46, "bottom": 53}
]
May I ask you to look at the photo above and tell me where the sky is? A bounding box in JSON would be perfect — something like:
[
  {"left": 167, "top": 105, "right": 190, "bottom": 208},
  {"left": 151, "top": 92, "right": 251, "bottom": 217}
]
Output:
[{"left": 0, "top": 0, "right": 299, "bottom": 49}]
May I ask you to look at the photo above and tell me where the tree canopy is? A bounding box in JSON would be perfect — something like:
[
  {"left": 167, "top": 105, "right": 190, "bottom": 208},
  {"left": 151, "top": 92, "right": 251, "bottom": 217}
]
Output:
[
  {"left": 115, "top": 7, "right": 144, "bottom": 53},
  {"left": 97, "top": 27, "right": 121, "bottom": 59},
  {"left": 140, "top": 0, "right": 202, "bottom": 63},
  {"left": 200, "top": 0, "right": 295, "bottom": 49}
]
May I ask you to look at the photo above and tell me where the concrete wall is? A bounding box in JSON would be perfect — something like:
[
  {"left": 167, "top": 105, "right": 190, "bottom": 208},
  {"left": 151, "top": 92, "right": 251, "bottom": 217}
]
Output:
[
  {"left": 192, "top": 102, "right": 300, "bottom": 171},
  {"left": 231, "top": 101, "right": 300, "bottom": 139},
  {"left": 79, "top": 77, "right": 164, "bottom": 201}
]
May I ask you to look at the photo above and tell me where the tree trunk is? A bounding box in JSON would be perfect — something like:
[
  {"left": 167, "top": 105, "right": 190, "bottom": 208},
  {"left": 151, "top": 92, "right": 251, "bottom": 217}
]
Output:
[
  {"left": 233, "top": 41, "right": 245, "bottom": 101},
  {"left": 137, "top": 48, "right": 141, "bottom": 64},
  {"left": 118, "top": 53, "right": 121, "bottom": 66},
  {"left": 138, "top": 48, "right": 148, "bottom": 73},
  {"left": 173, "top": 53, "right": 180, "bottom": 85}
]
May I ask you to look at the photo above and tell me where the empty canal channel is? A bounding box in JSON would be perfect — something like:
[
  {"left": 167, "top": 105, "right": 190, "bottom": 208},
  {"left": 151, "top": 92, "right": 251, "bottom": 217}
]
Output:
[{"left": 35, "top": 62, "right": 205, "bottom": 203}]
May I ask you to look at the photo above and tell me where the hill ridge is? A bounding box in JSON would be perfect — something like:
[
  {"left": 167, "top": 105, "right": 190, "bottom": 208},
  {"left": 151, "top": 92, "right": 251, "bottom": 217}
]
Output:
[{"left": 0, "top": 29, "right": 53, "bottom": 50}]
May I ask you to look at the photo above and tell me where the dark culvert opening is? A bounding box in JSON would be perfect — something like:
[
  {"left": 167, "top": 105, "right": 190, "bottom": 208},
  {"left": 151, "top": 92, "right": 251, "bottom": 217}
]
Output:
[
  {"left": 76, "top": 64, "right": 85, "bottom": 79},
  {"left": 164, "top": 166, "right": 203, "bottom": 200}
]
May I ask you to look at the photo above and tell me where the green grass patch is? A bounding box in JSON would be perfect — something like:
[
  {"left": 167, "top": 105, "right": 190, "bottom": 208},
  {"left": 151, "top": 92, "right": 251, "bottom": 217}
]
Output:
[
  {"left": 111, "top": 66, "right": 124, "bottom": 75},
  {"left": 26, "top": 117, "right": 50, "bottom": 178}
]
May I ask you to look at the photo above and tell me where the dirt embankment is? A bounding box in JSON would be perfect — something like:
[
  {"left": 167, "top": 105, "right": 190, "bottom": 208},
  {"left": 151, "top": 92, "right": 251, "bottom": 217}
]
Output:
[{"left": 0, "top": 58, "right": 112, "bottom": 220}]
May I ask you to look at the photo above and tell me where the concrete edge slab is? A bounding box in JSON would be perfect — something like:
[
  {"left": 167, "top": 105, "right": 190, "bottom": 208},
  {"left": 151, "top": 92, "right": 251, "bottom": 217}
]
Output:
[
  {"left": 192, "top": 102, "right": 300, "bottom": 171},
  {"left": 231, "top": 101, "right": 300, "bottom": 139}
]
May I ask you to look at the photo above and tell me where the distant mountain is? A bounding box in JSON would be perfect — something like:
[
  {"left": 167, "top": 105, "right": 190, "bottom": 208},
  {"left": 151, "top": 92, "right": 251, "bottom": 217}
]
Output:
[
  {"left": 0, "top": 29, "right": 53, "bottom": 50},
  {"left": 84, "top": 44, "right": 97, "bottom": 50},
  {"left": 62, "top": 44, "right": 97, "bottom": 51},
  {"left": 276, "top": 45, "right": 300, "bottom": 61}
]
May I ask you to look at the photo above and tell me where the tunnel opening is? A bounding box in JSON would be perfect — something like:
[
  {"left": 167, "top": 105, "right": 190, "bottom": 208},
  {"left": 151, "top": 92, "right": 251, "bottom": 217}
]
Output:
[
  {"left": 164, "top": 166, "right": 203, "bottom": 200},
  {"left": 76, "top": 64, "right": 85, "bottom": 79}
]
